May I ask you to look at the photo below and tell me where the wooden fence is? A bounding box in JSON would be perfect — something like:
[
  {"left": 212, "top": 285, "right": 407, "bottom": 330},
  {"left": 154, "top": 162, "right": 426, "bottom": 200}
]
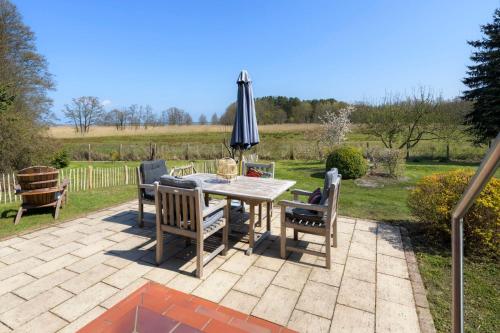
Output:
[{"left": 0, "top": 161, "right": 219, "bottom": 205}]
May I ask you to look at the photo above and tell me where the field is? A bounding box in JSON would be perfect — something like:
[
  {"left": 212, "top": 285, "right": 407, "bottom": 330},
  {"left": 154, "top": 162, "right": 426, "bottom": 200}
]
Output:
[
  {"left": 48, "top": 125, "right": 489, "bottom": 162},
  {"left": 48, "top": 124, "right": 322, "bottom": 138}
]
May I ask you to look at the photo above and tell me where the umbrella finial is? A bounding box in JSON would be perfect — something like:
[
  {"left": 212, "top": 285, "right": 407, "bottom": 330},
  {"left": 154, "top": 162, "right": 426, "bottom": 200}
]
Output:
[{"left": 237, "top": 70, "right": 251, "bottom": 83}]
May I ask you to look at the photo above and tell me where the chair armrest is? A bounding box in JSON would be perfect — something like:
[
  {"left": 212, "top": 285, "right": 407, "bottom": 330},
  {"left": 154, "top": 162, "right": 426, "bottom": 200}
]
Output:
[
  {"left": 138, "top": 184, "right": 154, "bottom": 190},
  {"left": 61, "top": 179, "right": 70, "bottom": 188},
  {"left": 202, "top": 200, "right": 227, "bottom": 218},
  {"left": 291, "top": 189, "right": 313, "bottom": 201},
  {"left": 278, "top": 200, "right": 327, "bottom": 213},
  {"left": 291, "top": 189, "right": 313, "bottom": 196}
]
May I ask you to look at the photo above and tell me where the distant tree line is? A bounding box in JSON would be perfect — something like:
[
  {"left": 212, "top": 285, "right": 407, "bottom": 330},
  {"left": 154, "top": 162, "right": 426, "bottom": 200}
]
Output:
[
  {"left": 219, "top": 96, "right": 347, "bottom": 125},
  {"left": 63, "top": 100, "right": 209, "bottom": 133}
]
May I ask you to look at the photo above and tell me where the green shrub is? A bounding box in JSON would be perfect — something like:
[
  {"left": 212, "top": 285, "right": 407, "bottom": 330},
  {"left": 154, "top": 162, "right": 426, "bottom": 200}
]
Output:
[
  {"left": 50, "top": 149, "right": 69, "bottom": 169},
  {"left": 367, "top": 147, "right": 405, "bottom": 178},
  {"left": 408, "top": 170, "right": 499, "bottom": 256},
  {"left": 326, "top": 146, "right": 367, "bottom": 179},
  {"left": 110, "top": 151, "right": 120, "bottom": 163}
]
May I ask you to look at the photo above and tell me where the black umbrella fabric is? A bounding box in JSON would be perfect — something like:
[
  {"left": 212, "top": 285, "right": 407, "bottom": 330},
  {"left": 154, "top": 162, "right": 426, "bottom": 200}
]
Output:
[{"left": 230, "top": 70, "right": 260, "bottom": 151}]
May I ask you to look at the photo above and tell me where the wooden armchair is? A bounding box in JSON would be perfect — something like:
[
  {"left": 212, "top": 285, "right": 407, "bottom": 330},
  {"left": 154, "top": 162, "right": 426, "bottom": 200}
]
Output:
[
  {"left": 169, "top": 163, "right": 197, "bottom": 177},
  {"left": 241, "top": 161, "right": 276, "bottom": 224},
  {"left": 137, "top": 160, "right": 168, "bottom": 227},
  {"left": 154, "top": 176, "right": 228, "bottom": 278},
  {"left": 14, "top": 166, "right": 69, "bottom": 225},
  {"left": 280, "top": 169, "right": 341, "bottom": 269}
]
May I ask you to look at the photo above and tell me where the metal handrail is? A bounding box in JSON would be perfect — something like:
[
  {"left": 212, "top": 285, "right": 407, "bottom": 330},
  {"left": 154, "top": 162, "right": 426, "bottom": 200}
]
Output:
[{"left": 451, "top": 133, "right": 500, "bottom": 333}]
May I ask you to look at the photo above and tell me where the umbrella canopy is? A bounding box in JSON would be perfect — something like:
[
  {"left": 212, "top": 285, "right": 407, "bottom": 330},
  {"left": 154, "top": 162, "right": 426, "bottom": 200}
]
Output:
[{"left": 230, "top": 70, "right": 260, "bottom": 151}]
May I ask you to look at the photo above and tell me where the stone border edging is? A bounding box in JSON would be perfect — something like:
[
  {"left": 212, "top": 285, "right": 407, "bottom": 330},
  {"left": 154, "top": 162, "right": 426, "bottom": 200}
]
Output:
[{"left": 400, "top": 227, "right": 437, "bottom": 333}]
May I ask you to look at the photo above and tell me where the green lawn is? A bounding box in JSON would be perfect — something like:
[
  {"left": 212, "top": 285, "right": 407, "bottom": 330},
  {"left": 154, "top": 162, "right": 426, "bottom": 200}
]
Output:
[
  {"left": 275, "top": 160, "right": 483, "bottom": 221},
  {"left": 409, "top": 229, "right": 499, "bottom": 333}
]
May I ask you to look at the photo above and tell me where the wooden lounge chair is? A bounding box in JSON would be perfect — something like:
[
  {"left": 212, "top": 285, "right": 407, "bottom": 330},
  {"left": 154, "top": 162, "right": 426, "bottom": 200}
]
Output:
[
  {"left": 280, "top": 168, "right": 341, "bottom": 269},
  {"left": 14, "top": 166, "right": 69, "bottom": 225},
  {"left": 137, "top": 160, "right": 168, "bottom": 227},
  {"left": 242, "top": 161, "right": 276, "bottom": 225},
  {"left": 154, "top": 176, "right": 228, "bottom": 278},
  {"left": 169, "top": 163, "right": 197, "bottom": 177}
]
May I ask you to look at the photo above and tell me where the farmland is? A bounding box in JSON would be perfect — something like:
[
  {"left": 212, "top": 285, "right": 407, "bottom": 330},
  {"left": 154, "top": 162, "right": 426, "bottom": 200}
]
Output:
[{"left": 49, "top": 124, "right": 489, "bottom": 162}]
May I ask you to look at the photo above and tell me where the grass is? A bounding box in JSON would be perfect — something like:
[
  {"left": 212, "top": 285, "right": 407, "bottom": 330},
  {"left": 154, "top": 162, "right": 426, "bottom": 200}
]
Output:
[
  {"left": 0, "top": 185, "right": 136, "bottom": 239},
  {"left": 409, "top": 230, "right": 499, "bottom": 333},
  {"left": 275, "top": 160, "right": 483, "bottom": 221}
]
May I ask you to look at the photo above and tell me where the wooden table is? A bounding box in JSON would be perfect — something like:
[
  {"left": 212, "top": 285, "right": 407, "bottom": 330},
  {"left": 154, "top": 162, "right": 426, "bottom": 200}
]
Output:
[{"left": 186, "top": 174, "right": 296, "bottom": 255}]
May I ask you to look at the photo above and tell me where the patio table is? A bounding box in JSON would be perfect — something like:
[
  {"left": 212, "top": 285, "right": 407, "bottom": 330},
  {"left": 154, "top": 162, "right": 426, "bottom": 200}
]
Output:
[{"left": 185, "top": 173, "right": 295, "bottom": 255}]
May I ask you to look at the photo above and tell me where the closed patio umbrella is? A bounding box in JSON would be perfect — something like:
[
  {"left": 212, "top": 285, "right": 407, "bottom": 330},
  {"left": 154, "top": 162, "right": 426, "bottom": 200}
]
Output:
[{"left": 230, "top": 70, "right": 260, "bottom": 171}]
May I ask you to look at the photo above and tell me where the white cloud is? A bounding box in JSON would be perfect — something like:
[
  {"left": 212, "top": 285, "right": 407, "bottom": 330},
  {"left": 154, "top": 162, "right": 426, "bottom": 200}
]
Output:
[{"left": 101, "top": 99, "right": 112, "bottom": 107}]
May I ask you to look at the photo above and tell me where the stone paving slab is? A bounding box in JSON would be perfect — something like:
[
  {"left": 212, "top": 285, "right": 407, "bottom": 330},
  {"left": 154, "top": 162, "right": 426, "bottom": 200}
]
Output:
[{"left": 0, "top": 200, "right": 434, "bottom": 333}]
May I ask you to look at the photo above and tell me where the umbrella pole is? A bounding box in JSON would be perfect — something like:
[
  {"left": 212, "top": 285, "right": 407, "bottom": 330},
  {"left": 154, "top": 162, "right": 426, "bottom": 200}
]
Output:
[{"left": 239, "top": 149, "right": 244, "bottom": 175}]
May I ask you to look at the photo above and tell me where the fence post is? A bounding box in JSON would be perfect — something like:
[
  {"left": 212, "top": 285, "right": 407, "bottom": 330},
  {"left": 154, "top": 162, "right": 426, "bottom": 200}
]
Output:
[
  {"left": 12, "top": 172, "right": 17, "bottom": 202},
  {"left": 2, "top": 174, "right": 6, "bottom": 204},
  {"left": 119, "top": 144, "right": 123, "bottom": 160},
  {"left": 88, "top": 144, "right": 91, "bottom": 161},
  {"left": 7, "top": 174, "right": 11, "bottom": 203},
  {"left": 125, "top": 166, "right": 129, "bottom": 185},
  {"left": 88, "top": 166, "right": 93, "bottom": 189}
]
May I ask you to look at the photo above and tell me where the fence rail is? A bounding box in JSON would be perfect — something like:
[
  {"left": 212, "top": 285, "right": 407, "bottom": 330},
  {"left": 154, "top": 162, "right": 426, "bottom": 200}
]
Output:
[
  {"left": 0, "top": 161, "right": 219, "bottom": 205},
  {"left": 65, "top": 140, "right": 489, "bottom": 163}
]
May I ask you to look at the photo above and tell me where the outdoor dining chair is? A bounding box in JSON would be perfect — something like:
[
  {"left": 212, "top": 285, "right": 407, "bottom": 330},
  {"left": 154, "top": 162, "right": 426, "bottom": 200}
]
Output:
[
  {"left": 154, "top": 176, "right": 228, "bottom": 278},
  {"left": 169, "top": 162, "right": 197, "bottom": 177},
  {"left": 137, "top": 160, "right": 168, "bottom": 227},
  {"left": 242, "top": 161, "right": 275, "bottom": 225},
  {"left": 279, "top": 168, "right": 341, "bottom": 269}
]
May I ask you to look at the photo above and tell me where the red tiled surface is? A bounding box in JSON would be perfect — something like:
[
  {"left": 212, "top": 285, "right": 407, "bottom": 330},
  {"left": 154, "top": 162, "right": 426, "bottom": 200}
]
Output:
[{"left": 78, "top": 282, "right": 297, "bottom": 333}]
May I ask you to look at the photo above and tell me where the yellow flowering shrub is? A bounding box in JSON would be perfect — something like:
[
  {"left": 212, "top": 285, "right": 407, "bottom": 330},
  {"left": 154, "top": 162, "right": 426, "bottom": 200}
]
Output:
[{"left": 408, "top": 169, "right": 499, "bottom": 256}]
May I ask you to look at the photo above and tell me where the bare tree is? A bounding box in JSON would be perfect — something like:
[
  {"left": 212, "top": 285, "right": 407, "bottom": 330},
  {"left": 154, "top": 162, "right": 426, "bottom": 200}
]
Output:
[
  {"left": 199, "top": 114, "right": 207, "bottom": 125},
  {"left": 127, "top": 104, "right": 143, "bottom": 129},
  {"left": 104, "top": 108, "right": 127, "bottom": 130},
  {"left": 63, "top": 96, "right": 104, "bottom": 134},
  {"left": 183, "top": 112, "right": 193, "bottom": 125},
  {"left": 142, "top": 105, "right": 155, "bottom": 129},
  {"left": 211, "top": 113, "right": 219, "bottom": 124},
  {"left": 362, "top": 88, "right": 440, "bottom": 155},
  {"left": 433, "top": 99, "right": 470, "bottom": 160},
  {"left": 166, "top": 107, "right": 192, "bottom": 125}
]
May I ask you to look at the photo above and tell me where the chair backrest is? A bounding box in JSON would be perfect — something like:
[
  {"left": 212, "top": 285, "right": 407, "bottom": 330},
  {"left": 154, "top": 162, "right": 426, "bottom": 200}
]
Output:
[
  {"left": 154, "top": 177, "right": 204, "bottom": 232},
  {"left": 138, "top": 160, "right": 167, "bottom": 197},
  {"left": 321, "top": 168, "right": 341, "bottom": 224},
  {"left": 169, "top": 163, "right": 197, "bottom": 177},
  {"left": 242, "top": 161, "right": 275, "bottom": 178},
  {"left": 320, "top": 168, "right": 339, "bottom": 205},
  {"left": 16, "top": 166, "right": 60, "bottom": 206},
  {"left": 17, "top": 166, "right": 59, "bottom": 191}
]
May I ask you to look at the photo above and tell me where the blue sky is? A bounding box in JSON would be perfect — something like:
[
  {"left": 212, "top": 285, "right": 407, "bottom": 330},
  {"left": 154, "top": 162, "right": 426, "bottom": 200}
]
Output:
[{"left": 14, "top": 0, "right": 499, "bottom": 122}]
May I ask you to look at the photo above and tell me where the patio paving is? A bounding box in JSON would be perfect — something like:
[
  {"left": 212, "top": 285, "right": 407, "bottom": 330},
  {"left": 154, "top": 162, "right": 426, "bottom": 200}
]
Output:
[{"left": 0, "top": 200, "right": 435, "bottom": 333}]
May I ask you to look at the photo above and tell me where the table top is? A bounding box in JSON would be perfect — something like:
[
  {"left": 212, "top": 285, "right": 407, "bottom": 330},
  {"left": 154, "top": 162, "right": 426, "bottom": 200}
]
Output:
[{"left": 185, "top": 173, "right": 296, "bottom": 202}]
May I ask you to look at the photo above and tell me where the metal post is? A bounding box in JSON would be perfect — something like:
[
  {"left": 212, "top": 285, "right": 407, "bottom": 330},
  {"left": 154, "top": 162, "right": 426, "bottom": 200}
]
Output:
[
  {"left": 451, "top": 216, "right": 464, "bottom": 333},
  {"left": 450, "top": 133, "right": 499, "bottom": 333}
]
